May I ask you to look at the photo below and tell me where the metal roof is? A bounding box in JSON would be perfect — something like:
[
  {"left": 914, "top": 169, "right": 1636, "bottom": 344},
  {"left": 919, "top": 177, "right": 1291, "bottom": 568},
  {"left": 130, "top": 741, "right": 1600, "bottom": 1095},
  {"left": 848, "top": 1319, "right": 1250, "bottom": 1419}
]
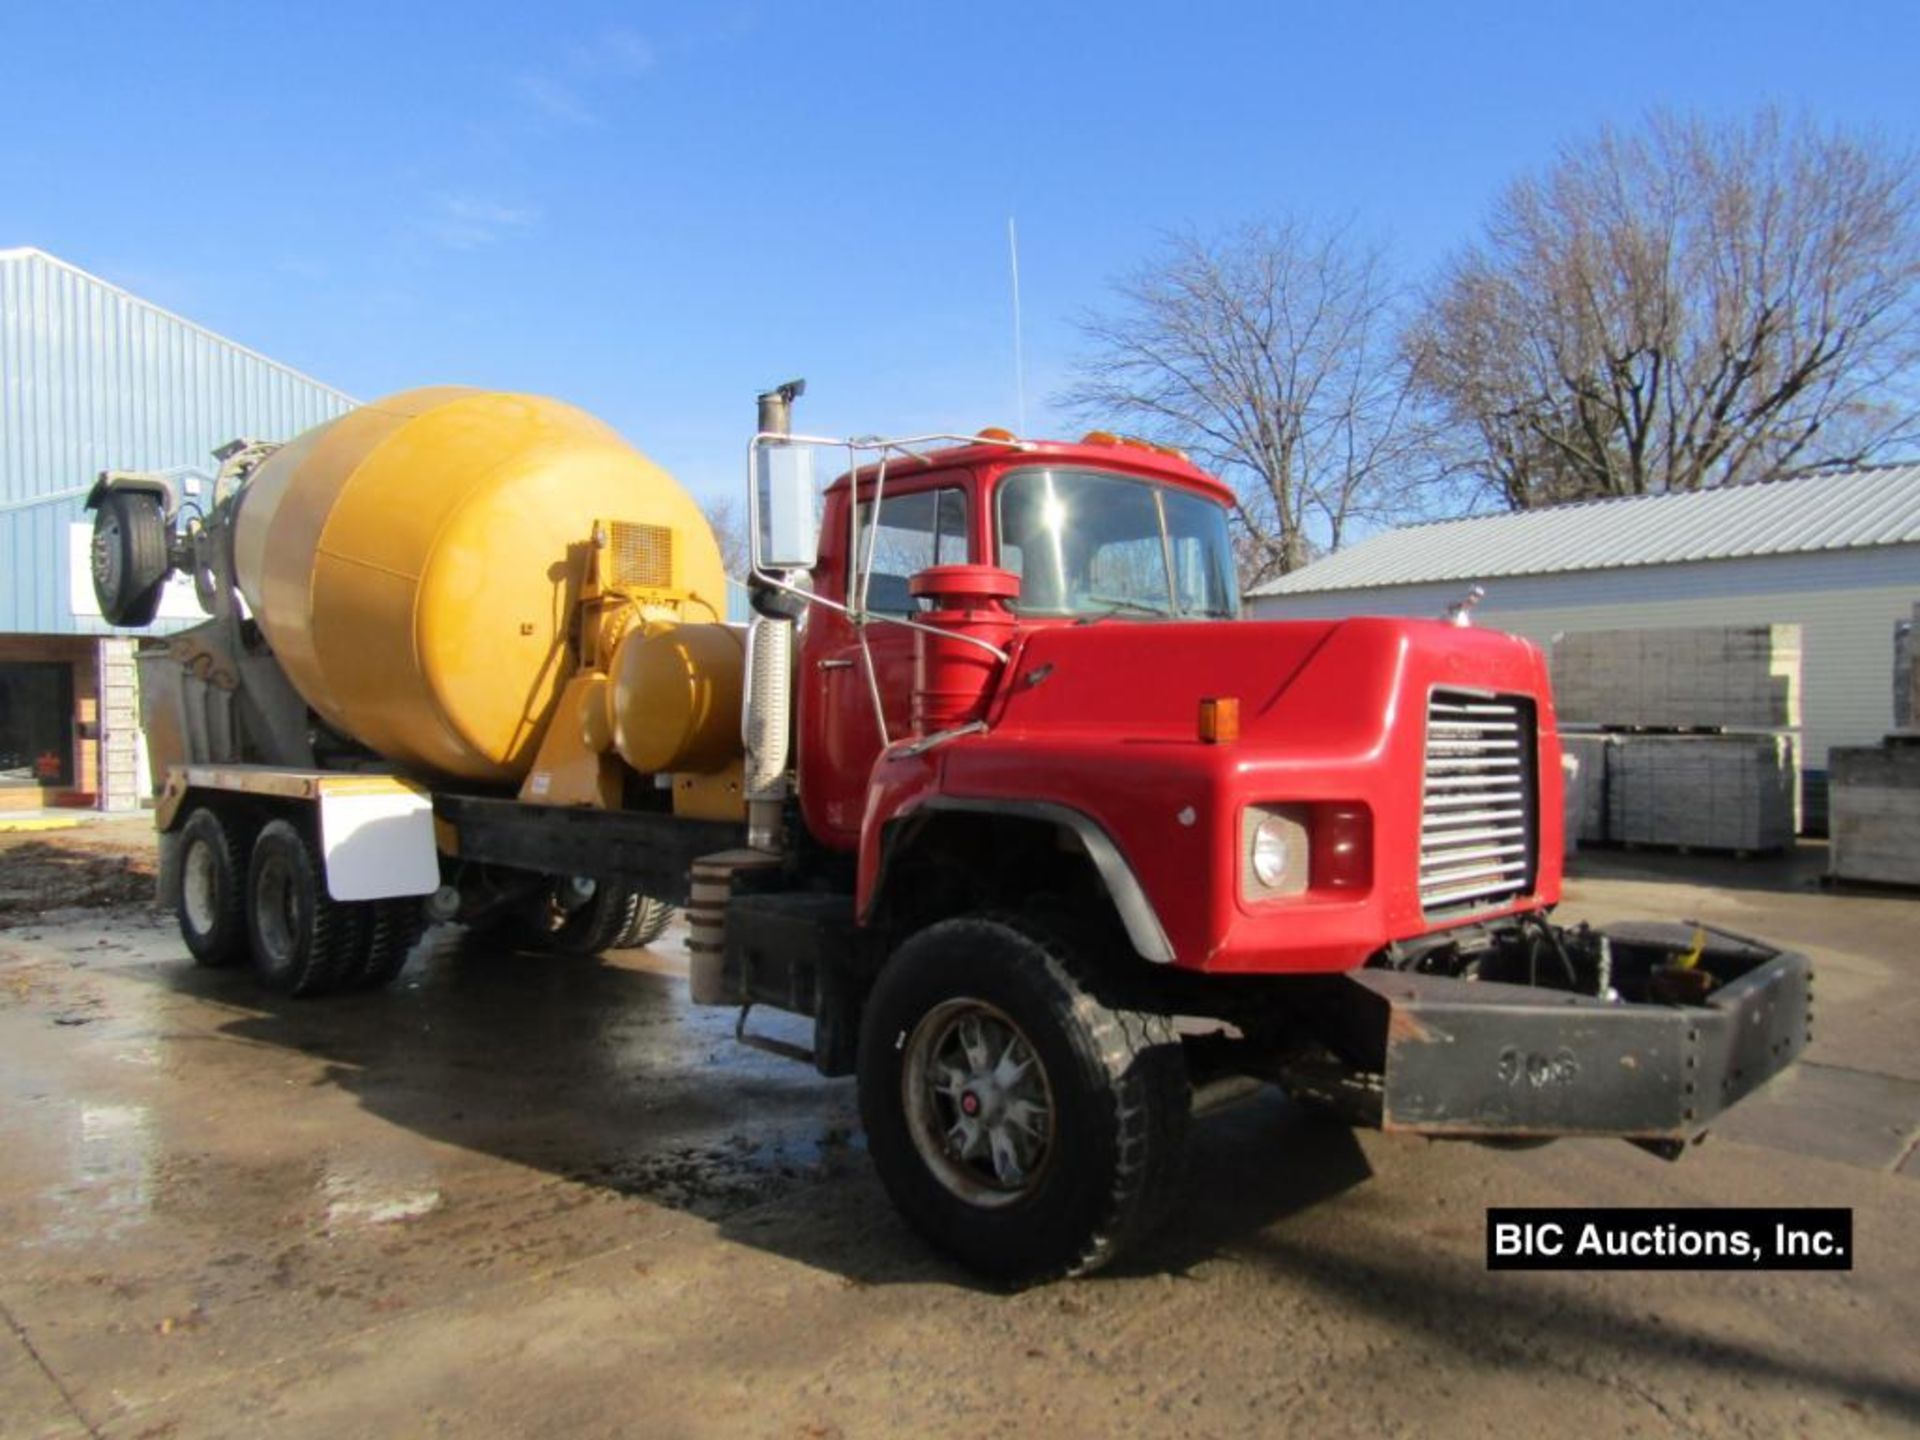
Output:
[
  {"left": 1, "top": 247, "right": 356, "bottom": 634},
  {"left": 1250, "top": 465, "right": 1920, "bottom": 596}
]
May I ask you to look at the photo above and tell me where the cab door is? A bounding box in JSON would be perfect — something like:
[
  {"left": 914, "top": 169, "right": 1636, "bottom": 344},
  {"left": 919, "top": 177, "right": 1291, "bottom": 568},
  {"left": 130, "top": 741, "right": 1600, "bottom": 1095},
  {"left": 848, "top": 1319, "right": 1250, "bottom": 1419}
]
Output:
[{"left": 799, "top": 478, "right": 973, "bottom": 849}]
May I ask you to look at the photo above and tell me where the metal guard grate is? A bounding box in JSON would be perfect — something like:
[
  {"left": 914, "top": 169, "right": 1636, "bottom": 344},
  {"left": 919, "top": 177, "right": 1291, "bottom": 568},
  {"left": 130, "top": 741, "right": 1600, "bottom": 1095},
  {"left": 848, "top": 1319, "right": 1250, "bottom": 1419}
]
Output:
[
  {"left": 1420, "top": 690, "right": 1538, "bottom": 914},
  {"left": 607, "top": 520, "right": 675, "bottom": 590}
]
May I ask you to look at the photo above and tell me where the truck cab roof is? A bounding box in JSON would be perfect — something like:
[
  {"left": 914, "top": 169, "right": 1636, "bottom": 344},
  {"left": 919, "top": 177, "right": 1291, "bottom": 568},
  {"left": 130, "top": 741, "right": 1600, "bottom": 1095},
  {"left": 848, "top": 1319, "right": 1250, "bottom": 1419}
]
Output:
[{"left": 823, "top": 434, "right": 1234, "bottom": 507}]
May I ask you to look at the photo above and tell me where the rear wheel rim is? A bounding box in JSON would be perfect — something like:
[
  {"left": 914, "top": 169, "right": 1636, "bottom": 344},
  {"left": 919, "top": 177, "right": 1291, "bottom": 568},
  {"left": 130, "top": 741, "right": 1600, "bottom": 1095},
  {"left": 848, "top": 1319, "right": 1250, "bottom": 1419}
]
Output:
[
  {"left": 182, "top": 838, "right": 217, "bottom": 935},
  {"left": 255, "top": 852, "right": 299, "bottom": 966},
  {"left": 902, "top": 998, "right": 1056, "bottom": 1209}
]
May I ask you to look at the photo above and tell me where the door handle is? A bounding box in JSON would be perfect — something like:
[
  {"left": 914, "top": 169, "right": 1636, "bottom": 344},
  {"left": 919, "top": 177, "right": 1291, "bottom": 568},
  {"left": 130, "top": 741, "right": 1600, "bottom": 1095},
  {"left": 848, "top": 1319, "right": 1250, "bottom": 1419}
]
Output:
[{"left": 818, "top": 658, "right": 855, "bottom": 671}]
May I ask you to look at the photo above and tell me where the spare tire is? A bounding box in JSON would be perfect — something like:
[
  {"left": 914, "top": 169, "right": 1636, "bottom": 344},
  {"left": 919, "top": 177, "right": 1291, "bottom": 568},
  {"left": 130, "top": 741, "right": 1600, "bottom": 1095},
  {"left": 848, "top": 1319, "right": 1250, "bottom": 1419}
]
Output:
[{"left": 91, "top": 489, "right": 171, "bottom": 626}]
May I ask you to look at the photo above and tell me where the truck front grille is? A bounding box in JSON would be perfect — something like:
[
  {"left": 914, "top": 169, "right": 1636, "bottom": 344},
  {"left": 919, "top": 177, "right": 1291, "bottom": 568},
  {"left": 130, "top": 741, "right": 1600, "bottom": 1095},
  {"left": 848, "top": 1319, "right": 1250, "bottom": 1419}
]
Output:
[{"left": 1420, "top": 691, "right": 1537, "bottom": 914}]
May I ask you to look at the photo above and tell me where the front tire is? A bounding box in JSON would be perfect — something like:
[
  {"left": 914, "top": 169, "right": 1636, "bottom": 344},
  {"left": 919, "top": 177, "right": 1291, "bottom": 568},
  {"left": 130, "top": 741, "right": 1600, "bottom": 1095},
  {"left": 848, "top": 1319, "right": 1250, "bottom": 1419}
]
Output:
[{"left": 858, "top": 916, "right": 1190, "bottom": 1285}]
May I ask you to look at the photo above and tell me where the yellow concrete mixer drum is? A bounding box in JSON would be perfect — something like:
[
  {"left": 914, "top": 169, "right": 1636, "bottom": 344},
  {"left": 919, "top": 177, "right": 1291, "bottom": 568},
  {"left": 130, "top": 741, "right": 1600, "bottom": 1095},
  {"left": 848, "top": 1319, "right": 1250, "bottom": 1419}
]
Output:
[{"left": 231, "top": 387, "right": 727, "bottom": 784}]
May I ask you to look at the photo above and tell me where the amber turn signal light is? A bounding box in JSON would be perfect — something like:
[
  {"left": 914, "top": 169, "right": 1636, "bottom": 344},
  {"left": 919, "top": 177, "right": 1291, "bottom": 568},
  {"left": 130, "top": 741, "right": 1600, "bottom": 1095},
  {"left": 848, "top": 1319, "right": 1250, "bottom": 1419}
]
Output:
[{"left": 1198, "top": 696, "right": 1240, "bottom": 744}]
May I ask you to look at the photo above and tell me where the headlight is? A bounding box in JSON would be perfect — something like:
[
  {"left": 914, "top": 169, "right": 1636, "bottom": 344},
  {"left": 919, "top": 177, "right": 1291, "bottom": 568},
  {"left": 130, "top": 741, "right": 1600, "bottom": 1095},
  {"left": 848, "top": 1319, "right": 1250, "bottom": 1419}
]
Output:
[
  {"left": 1241, "top": 805, "right": 1310, "bottom": 898},
  {"left": 1252, "top": 819, "right": 1292, "bottom": 888}
]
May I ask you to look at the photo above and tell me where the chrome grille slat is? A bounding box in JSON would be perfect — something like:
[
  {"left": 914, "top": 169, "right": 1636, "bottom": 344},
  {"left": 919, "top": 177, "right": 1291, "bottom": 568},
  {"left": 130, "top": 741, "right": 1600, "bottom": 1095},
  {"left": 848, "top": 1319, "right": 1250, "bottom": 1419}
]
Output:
[
  {"left": 1420, "top": 690, "right": 1537, "bottom": 913},
  {"left": 1419, "top": 825, "right": 1528, "bottom": 847},
  {"left": 1421, "top": 790, "right": 1525, "bottom": 809},
  {"left": 1420, "top": 843, "right": 1528, "bottom": 870},
  {"left": 1422, "top": 876, "right": 1529, "bottom": 908}
]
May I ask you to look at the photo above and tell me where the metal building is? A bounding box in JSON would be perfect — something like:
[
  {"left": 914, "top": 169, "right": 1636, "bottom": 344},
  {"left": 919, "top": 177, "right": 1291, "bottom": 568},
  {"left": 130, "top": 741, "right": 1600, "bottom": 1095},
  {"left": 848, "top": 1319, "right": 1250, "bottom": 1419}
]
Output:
[
  {"left": 1247, "top": 467, "right": 1920, "bottom": 825},
  {"left": 0, "top": 247, "right": 354, "bottom": 811}
]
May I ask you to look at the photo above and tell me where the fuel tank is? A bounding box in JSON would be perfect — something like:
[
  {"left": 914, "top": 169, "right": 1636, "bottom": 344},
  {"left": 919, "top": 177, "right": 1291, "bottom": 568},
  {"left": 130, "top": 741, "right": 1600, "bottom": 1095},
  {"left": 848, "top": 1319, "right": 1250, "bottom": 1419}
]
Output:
[{"left": 232, "top": 387, "right": 728, "bottom": 784}]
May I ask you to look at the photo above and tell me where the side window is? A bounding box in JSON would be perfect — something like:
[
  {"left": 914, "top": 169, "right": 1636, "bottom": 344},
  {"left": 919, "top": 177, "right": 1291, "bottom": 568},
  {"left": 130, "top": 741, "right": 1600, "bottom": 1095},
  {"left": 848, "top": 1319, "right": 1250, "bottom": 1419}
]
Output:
[{"left": 853, "top": 487, "right": 970, "bottom": 615}]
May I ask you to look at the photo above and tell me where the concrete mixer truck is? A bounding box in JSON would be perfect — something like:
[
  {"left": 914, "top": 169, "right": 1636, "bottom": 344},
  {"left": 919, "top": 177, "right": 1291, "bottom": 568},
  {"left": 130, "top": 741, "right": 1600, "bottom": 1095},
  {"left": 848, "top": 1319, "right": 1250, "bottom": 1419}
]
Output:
[{"left": 86, "top": 382, "right": 1811, "bottom": 1283}]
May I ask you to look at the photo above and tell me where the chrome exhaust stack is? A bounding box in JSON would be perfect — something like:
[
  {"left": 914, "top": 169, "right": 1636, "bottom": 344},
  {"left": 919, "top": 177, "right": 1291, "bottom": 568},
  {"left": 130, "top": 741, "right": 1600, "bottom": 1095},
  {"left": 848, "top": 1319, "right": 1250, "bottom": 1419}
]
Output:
[{"left": 743, "top": 380, "right": 808, "bottom": 853}]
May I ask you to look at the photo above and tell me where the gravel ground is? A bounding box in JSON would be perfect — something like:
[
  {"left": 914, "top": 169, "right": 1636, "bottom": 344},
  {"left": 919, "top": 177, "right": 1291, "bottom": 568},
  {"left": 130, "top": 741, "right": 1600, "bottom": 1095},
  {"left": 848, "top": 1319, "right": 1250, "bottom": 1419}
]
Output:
[{"left": 0, "top": 816, "right": 158, "bottom": 928}]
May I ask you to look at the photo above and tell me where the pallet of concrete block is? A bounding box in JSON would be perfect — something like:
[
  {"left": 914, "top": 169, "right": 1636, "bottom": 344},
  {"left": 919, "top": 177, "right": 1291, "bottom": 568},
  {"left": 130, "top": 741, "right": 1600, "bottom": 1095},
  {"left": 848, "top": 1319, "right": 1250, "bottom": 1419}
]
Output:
[
  {"left": 1560, "top": 752, "right": 1580, "bottom": 858},
  {"left": 1551, "top": 624, "right": 1802, "bottom": 730},
  {"left": 1606, "top": 732, "right": 1796, "bottom": 854},
  {"left": 1829, "top": 744, "right": 1920, "bottom": 886},
  {"left": 1895, "top": 603, "right": 1918, "bottom": 730},
  {"left": 1558, "top": 732, "right": 1615, "bottom": 846}
]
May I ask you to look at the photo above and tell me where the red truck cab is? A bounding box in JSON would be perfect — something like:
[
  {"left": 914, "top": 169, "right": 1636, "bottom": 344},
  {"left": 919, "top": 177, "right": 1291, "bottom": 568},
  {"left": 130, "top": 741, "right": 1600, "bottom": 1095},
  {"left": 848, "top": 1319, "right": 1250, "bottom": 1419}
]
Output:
[{"left": 796, "top": 437, "right": 1564, "bottom": 975}]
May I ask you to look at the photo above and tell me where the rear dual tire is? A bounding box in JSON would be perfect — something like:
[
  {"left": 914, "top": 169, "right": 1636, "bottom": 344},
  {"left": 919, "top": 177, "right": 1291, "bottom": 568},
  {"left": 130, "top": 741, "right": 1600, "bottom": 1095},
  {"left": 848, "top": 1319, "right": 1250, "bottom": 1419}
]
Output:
[
  {"left": 176, "top": 806, "right": 249, "bottom": 968},
  {"left": 245, "top": 819, "right": 365, "bottom": 996},
  {"left": 620, "top": 895, "right": 675, "bottom": 948},
  {"left": 164, "top": 811, "right": 422, "bottom": 997},
  {"left": 512, "top": 880, "right": 672, "bottom": 955}
]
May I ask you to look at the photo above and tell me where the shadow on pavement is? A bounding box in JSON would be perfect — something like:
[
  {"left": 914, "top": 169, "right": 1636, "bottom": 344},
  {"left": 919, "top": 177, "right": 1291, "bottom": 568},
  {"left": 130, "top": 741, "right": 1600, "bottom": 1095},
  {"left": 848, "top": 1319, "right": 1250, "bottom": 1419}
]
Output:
[{"left": 144, "top": 927, "right": 1374, "bottom": 1291}]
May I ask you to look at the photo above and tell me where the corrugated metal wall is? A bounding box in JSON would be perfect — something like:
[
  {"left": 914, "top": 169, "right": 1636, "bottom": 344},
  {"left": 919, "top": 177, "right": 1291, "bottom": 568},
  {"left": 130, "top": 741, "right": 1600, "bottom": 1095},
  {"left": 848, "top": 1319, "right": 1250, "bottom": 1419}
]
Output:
[
  {"left": 0, "top": 248, "right": 355, "bottom": 636},
  {"left": 1248, "top": 546, "right": 1920, "bottom": 780}
]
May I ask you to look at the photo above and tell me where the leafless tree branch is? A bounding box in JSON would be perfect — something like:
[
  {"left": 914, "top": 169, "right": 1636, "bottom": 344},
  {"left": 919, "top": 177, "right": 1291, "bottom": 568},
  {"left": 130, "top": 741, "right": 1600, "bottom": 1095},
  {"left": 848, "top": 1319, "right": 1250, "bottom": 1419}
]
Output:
[
  {"left": 1409, "top": 108, "right": 1920, "bottom": 508},
  {"left": 1061, "top": 219, "right": 1434, "bottom": 588}
]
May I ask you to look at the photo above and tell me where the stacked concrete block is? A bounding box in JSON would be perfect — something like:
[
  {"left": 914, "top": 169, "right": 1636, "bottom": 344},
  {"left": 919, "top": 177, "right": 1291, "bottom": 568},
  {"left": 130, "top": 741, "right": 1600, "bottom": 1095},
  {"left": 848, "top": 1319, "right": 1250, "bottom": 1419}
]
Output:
[
  {"left": 1558, "top": 732, "right": 1615, "bottom": 845},
  {"left": 1605, "top": 733, "right": 1796, "bottom": 852},
  {"left": 98, "top": 639, "right": 143, "bottom": 812},
  {"left": 1561, "top": 753, "right": 1581, "bottom": 858},
  {"left": 1896, "top": 605, "right": 1918, "bottom": 731},
  {"left": 1552, "top": 625, "right": 1802, "bottom": 730},
  {"left": 1829, "top": 745, "right": 1920, "bottom": 885}
]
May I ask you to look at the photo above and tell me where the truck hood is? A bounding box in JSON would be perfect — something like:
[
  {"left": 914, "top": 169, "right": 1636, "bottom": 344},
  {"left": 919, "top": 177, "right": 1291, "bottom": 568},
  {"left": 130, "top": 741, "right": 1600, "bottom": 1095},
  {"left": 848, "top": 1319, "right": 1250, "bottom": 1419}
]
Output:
[{"left": 986, "top": 616, "right": 1551, "bottom": 747}]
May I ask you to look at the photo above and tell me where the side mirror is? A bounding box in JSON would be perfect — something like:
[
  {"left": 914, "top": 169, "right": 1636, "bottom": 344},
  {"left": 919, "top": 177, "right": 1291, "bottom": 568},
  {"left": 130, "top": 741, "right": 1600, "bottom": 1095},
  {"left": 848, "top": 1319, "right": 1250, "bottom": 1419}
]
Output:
[{"left": 754, "top": 441, "right": 819, "bottom": 571}]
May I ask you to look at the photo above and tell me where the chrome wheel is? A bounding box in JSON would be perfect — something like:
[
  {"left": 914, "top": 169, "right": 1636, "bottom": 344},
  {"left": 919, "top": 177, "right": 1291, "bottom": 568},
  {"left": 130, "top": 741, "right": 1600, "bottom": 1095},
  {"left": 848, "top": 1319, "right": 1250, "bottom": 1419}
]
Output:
[{"left": 903, "top": 998, "right": 1056, "bottom": 1207}]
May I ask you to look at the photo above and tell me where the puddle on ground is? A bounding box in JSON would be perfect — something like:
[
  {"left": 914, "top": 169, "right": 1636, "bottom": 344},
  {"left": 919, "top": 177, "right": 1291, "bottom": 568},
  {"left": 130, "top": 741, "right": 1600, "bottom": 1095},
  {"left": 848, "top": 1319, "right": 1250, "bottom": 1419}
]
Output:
[
  {"left": 35, "top": 1100, "right": 155, "bottom": 1246},
  {"left": 321, "top": 1167, "right": 445, "bottom": 1231}
]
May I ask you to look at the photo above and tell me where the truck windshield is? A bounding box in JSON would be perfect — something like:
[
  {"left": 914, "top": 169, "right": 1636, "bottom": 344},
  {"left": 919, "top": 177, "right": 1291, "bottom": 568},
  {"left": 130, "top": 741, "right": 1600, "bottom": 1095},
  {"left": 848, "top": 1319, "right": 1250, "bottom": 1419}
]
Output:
[{"left": 994, "top": 468, "right": 1240, "bottom": 620}]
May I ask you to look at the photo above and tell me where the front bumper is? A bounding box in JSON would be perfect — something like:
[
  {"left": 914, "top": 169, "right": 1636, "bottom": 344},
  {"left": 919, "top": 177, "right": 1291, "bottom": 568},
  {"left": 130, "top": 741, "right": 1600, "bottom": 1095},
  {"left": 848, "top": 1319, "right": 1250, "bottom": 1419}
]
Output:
[{"left": 1339, "top": 923, "right": 1812, "bottom": 1142}]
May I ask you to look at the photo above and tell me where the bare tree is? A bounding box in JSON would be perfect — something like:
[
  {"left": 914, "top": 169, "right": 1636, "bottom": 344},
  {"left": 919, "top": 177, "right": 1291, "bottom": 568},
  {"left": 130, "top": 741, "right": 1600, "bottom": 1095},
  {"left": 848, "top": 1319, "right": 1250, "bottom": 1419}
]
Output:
[
  {"left": 701, "top": 495, "right": 751, "bottom": 578},
  {"left": 1410, "top": 109, "right": 1920, "bottom": 510},
  {"left": 1063, "top": 220, "right": 1428, "bottom": 588}
]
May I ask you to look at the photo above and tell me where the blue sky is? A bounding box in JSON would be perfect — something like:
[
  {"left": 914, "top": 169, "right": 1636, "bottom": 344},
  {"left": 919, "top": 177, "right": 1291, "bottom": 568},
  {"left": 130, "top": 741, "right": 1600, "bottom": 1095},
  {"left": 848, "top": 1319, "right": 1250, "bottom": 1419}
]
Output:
[{"left": 5, "top": 1, "right": 1918, "bottom": 508}]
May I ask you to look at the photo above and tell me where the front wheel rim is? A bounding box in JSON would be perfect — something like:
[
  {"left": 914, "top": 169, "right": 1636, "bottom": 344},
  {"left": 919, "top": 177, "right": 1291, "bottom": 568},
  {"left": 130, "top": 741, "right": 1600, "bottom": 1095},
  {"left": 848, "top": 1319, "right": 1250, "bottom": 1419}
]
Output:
[{"left": 902, "top": 998, "right": 1056, "bottom": 1208}]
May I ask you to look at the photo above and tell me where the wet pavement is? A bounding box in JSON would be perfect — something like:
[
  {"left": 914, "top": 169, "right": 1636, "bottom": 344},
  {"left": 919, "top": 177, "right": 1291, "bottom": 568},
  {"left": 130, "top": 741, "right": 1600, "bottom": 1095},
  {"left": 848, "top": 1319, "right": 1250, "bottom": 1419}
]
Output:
[{"left": 2, "top": 841, "right": 1918, "bottom": 1439}]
